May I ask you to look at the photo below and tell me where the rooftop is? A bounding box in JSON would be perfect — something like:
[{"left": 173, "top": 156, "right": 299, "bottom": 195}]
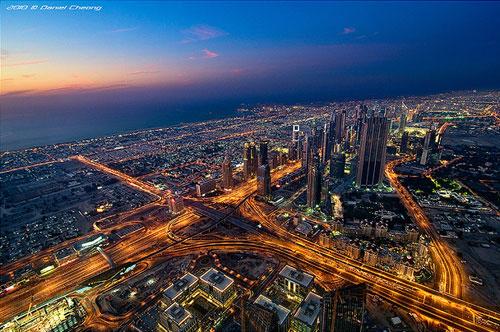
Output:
[
  {"left": 294, "top": 292, "right": 323, "bottom": 327},
  {"left": 165, "top": 302, "right": 193, "bottom": 326},
  {"left": 254, "top": 294, "right": 291, "bottom": 326},
  {"left": 279, "top": 265, "right": 314, "bottom": 288},
  {"left": 200, "top": 268, "right": 234, "bottom": 292},
  {"left": 163, "top": 272, "right": 198, "bottom": 302}
]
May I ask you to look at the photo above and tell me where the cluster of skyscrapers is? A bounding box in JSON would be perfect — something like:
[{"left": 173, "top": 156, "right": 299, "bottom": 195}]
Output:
[
  {"left": 224, "top": 104, "right": 435, "bottom": 216},
  {"left": 287, "top": 106, "right": 391, "bottom": 211}
]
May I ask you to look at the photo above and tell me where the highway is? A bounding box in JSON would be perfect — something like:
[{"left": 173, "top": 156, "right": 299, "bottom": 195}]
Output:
[
  {"left": 1, "top": 160, "right": 499, "bottom": 332},
  {"left": 385, "top": 157, "right": 465, "bottom": 298}
]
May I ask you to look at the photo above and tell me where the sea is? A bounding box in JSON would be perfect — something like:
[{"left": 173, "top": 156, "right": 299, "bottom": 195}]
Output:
[{"left": 0, "top": 102, "right": 240, "bottom": 152}]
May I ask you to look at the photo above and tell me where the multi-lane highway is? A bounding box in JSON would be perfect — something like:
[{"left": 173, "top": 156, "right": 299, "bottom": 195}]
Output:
[
  {"left": 1, "top": 159, "right": 499, "bottom": 332},
  {"left": 385, "top": 157, "right": 465, "bottom": 298}
]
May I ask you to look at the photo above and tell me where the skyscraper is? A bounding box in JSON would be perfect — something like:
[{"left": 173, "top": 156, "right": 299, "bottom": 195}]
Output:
[
  {"left": 322, "top": 179, "right": 333, "bottom": 216},
  {"left": 292, "top": 124, "right": 300, "bottom": 143},
  {"left": 259, "top": 141, "right": 269, "bottom": 166},
  {"left": 307, "top": 153, "right": 322, "bottom": 208},
  {"left": 400, "top": 131, "right": 409, "bottom": 154},
  {"left": 399, "top": 111, "right": 407, "bottom": 135},
  {"left": 355, "top": 105, "right": 368, "bottom": 146},
  {"left": 322, "top": 122, "right": 331, "bottom": 164},
  {"left": 251, "top": 142, "right": 259, "bottom": 175},
  {"left": 222, "top": 155, "right": 233, "bottom": 189},
  {"left": 330, "top": 153, "right": 346, "bottom": 179},
  {"left": 302, "top": 134, "right": 311, "bottom": 170},
  {"left": 334, "top": 110, "right": 346, "bottom": 144},
  {"left": 420, "top": 130, "right": 433, "bottom": 166},
  {"left": 356, "top": 116, "right": 389, "bottom": 187},
  {"left": 243, "top": 142, "right": 258, "bottom": 179},
  {"left": 257, "top": 164, "right": 271, "bottom": 198}
]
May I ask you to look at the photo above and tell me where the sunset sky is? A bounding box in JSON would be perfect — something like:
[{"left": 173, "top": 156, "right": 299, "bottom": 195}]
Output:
[{"left": 1, "top": 1, "right": 500, "bottom": 103}]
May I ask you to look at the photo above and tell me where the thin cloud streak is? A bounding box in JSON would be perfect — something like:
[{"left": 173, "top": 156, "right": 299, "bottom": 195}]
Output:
[
  {"left": 4, "top": 59, "right": 48, "bottom": 67},
  {"left": 109, "top": 27, "right": 138, "bottom": 33},
  {"left": 341, "top": 27, "right": 356, "bottom": 35},
  {"left": 181, "top": 24, "right": 227, "bottom": 43},
  {"left": 202, "top": 49, "right": 219, "bottom": 59},
  {"left": 128, "top": 70, "right": 160, "bottom": 76}
]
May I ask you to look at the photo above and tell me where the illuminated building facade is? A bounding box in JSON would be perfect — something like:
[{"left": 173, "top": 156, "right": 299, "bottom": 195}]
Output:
[
  {"left": 356, "top": 116, "right": 389, "bottom": 187},
  {"left": 221, "top": 155, "right": 233, "bottom": 189}
]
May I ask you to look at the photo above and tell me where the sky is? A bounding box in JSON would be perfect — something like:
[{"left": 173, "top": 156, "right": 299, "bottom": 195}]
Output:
[{"left": 1, "top": 1, "right": 500, "bottom": 110}]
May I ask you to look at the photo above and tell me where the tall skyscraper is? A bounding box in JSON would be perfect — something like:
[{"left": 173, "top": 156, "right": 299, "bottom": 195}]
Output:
[
  {"left": 399, "top": 111, "right": 407, "bottom": 135},
  {"left": 400, "top": 131, "right": 409, "bottom": 154},
  {"left": 302, "top": 134, "right": 311, "bottom": 170},
  {"left": 251, "top": 143, "right": 259, "bottom": 174},
  {"left": 356, "top": 116, "right": 389, "bottom": 187},
  {"left": 243, "top": 142, "right": 258, "bottom": 179},
  {"left": 290, "top": 124, "right": 301, "bottom": 161},
  {"left": 334, "top": 110, "right": 346, "bottom": 144},
  {"left": 322, "top": 122, "right": 331, "bottom": 164},
  {"left": 307, "top": 153, "right": 322, "bottom": 208},
  {"left": 355, "top": 105, "right": 368, "bottom": 146},
  {"left": 222, "top": 155, "right": 233, "bottom": 189},
  {"left": 292, "top": 124, "right": 300, "bottom": 143},
  {"left": 259, "top": 141, "right": 269, "bottom": 166},
  {"left": 420, "top": 130, "right": 433, "bottom": 166},
  {"left": 257, "top": 164, "right": 271, "bottom": 198},
  {"left": 330, "top": 153, "right": 346, "bottom": 179},
  {"left": 322, "top": 179, "right": 333, "bottom": 216}
]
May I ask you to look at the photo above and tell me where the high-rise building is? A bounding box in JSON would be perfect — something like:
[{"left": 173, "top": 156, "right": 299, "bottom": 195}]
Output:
[
  {"left": 420, "top": 130, "right": 432, "bottom": 166},
  {"left": 322, "top": 122, "right": 331, "bottom": 164},
  {"left": 322, "top": 180, "right": 333, "bottom": 216},
  {"left": 307, "top": 153, "right": 322, "bottom": 208},
  {"left": 296, "top": 135, "right": 304, "bottom": 163},
  {"left": 302, "top": 134, "right": 312, "bottom": 170},
  {"left": 399, "top": 111, "right": 407, "bottom": 135},
  {"left": 356, "top": 116, "right": 389, "bottom": 187},
  {"left": 259, "top": 141, "right": 269, "bottom": 166},
  {"left": 257, "top": 164, "right": 271, "bottom": 198},
  {"left": 292, "top": 124, "right": 300, "bottom": 143},
  {"left": 330, "top": 153, "right": 346, "bottom": 179},
  {"left": 222, "top": 155, "right": 233, "bottom": 189},
  {"left": 288, "top": 141, "right": 298, "bottom": 161},
  {"left": 325, "top": 284, "right": 367, "bottom": 332},
  {"left": 251, "top": 142, "right": 259, "bottom": 174},
  {"left": 243, "top": 142, "right": 258, "bottom": 179},
  {"left": 334, "top": 110, "right": 346, "bottom": 144},
  {"left": 311, "top": 124, "right": 319, "bottom": 149},
  {"left": 400, "top": 131, "right": 409, "bottom": 154}
]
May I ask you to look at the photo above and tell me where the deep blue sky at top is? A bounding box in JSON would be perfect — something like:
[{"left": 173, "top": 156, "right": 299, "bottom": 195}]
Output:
[{"left": 1, "top": 1, "right": 500, "bottom": 110}]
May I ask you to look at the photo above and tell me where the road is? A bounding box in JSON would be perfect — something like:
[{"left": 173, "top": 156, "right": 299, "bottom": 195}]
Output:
[
  {"left": 385, "top": 157, "right": 465, "bottom": 298},
  {"left": 1, "top": 160, "right": 499, "bottom": 332}
]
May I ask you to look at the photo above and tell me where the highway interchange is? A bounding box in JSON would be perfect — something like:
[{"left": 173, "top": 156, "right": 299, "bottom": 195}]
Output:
[{"left": 1, "top": 156, "right": 499, "bottom": 332}]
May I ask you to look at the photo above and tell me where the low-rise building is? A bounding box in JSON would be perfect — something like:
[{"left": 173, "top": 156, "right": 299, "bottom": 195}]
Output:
[
  {"left": 54, "top": 247, "right": 78, "bottom": 266},
  {"left": 168, "top": 195, "right": 185, "bottom": 214},
  {"left": 196, "top": 179, "right": 216, "bottom": 197}
]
